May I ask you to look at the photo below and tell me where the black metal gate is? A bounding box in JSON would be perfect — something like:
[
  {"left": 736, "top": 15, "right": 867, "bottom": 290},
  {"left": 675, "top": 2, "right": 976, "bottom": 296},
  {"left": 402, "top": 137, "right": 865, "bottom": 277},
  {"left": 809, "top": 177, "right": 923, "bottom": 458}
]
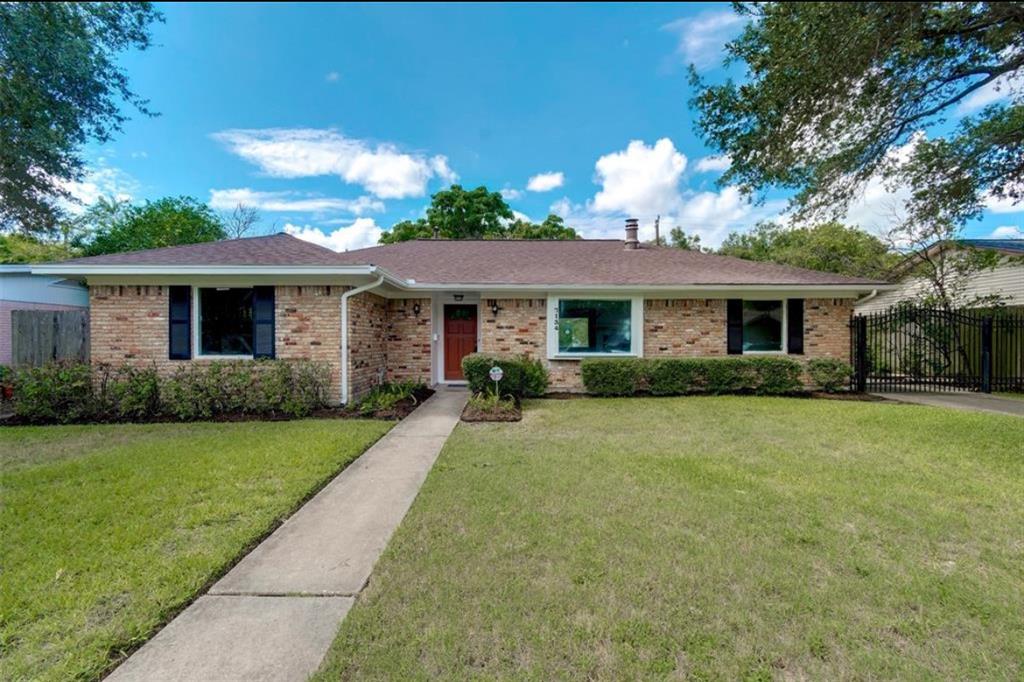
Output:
[{"left": 851, "top": 305, "right": 1024, "bottom": 393}]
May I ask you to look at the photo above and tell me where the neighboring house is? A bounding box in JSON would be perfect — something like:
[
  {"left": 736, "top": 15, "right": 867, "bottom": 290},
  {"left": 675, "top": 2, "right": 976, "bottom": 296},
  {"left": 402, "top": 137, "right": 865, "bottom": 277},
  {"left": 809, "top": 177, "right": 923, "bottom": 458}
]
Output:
[
  {"left": 856, "top": 239, "right": 1024, "bottom": 314},
  {"left": 31, "top": 220, "right": 887, "bottom": 403},
  {"left": 0, "top": 265, "right": 89, "bottom": 366}
]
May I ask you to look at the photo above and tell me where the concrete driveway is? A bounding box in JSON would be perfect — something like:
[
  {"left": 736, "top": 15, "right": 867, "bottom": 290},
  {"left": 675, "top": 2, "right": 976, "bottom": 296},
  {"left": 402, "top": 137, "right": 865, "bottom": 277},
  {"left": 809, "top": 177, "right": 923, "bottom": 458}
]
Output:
[
  {"left": 108, "top": 387, "right": 468, "bottom": 682},
  {"left": 873, "top": 391, "right": 1024, "bottom": 417}
]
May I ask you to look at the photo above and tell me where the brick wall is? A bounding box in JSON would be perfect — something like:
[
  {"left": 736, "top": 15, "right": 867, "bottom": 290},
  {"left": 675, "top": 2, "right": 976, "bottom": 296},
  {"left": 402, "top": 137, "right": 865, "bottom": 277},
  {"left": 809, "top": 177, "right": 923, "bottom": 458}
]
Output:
[
  {"left": 347, "top": 291, "right": 387, "bottom": 401},
  {"left": 479, "top": 298, "right": 581, "bottom": 391},
  {"left": 276, "top": 285, "right": 342, "bottom": 402},
  {"left": 386, "top": 298, "right": 432, "bottom": 383},
  {"left": 804, "top": 298, "right": 853, "bottom": 362},
  {"left": 644, "top": 299, "right": 727, "bottom": 357},
  {"left": 89, "top": 285, "right": 347, "bottom": 403}
]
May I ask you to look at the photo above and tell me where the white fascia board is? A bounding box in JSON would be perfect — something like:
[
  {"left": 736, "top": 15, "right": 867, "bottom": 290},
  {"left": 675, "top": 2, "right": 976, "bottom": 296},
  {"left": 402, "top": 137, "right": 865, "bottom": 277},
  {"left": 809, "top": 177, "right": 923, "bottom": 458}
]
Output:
[{"left": 29, "top": 263, "right": 407, "bottom": 287}]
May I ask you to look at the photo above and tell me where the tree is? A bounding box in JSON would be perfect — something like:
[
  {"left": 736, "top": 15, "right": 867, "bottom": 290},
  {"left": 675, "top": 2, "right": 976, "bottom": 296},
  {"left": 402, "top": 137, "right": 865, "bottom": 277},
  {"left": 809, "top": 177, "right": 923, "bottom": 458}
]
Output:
[
  {"left": 224, "top": 203, "right": 261, "bottom": 239},
  {"left": 718, "top": 221, "right": 898, "bottom": 279},
  {"left": 507, "top": 215, "right": 579, "bottom": 240},
  {"left": 379, "top": 185, "right": 514, "bottom": 243},
  {"left": 690, "top": 3, "right": 1023, "bottom": 229},
  {"left": 0, "top": 3, "right": 162, "bottom": 233},
  {"left": 0, "top": 233, "right": 78, "bottom": 264},
  {"left": 80, "top": 197, "right": 225, "bottom": 256},
  {"left": 669, "top": 227, "right": 703, "bottom": 251}
]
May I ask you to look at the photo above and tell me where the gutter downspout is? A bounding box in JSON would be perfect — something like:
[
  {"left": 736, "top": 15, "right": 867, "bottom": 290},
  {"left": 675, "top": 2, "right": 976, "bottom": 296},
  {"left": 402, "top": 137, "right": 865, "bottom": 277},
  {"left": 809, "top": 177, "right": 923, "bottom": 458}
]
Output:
[
  {"left": 340, "top": 274, "right": 385, "bottom": 405},
  {"left": 854, "top": 288, "right": 879, "bottom": 308}
]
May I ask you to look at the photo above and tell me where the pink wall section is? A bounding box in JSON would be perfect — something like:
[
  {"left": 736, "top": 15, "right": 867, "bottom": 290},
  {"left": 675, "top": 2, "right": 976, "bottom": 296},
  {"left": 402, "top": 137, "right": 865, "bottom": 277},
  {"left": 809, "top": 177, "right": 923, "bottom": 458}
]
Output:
[{"left": 0, "top": 301, "right": 87, "bottom": 366}]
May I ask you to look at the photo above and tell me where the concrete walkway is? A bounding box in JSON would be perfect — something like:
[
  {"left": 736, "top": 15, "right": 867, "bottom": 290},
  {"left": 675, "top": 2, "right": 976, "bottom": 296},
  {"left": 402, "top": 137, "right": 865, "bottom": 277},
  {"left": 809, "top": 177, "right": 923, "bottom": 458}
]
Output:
[
  {"left": 873, "top": 391, "right": 1024, "bottom": 417},
  {"left": 109, "top": 387, "right": 468, "bottom": 682}
]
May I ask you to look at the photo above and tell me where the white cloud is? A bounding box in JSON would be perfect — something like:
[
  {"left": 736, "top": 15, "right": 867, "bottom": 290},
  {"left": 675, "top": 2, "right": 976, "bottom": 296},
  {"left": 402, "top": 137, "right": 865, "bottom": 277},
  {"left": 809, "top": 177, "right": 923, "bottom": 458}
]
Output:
[
  {"left": 526, "top": 171, "right": 565, "bottom": 192},
  {"left": 983, "top": 190, "right": 1023, "bottom": 214},
  {"left": 956, "top": 59, "right": 1023, "bottom": 114},
  {"left": 208, "top": 188, "right": 384, "bottom": 215},
  {"left": 500, "top": 187, "right": 523, "bottom": 201},
  {"left": 59, "top": 163, "right": 139, "bottom": 213},
  {"left": 211, "top": 128, "right": 457, "bottom": 199},
  {"left": 662, "top": 10, "right": 746, "bottom": 69},
  {"left": 990, "top": 225, "right": 1023, "bottom": 239},
  {"left": 325, "top": 71, "right": 341, "bottom": 82},
  {"left": 511, "top": 210, "right": 532, "bottom": 224},
  {"left": 592, "top": 138, "right": 688, "bottom": 215},
  {"left": 694, "top": 154, "right": 731, "bottom": 173},
  {"left": 283, "top": 218, "right": 382, "bottom": 251}
]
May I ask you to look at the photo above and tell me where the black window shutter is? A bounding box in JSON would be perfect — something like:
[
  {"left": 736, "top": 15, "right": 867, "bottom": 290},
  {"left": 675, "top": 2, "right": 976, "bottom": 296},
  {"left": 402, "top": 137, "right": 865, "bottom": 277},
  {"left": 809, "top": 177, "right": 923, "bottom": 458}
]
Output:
[
  {"left": 726, "top": 299, "right": 743, "bottom": 355},
  {"left": 787, "top": 298, "right": 804, "bottom": 355},
  {"left": 168, "top": 286, "right": 192, "bottom": 360},
  {"left": 252, "top": 286, "right": 275, "bottom": 359}
]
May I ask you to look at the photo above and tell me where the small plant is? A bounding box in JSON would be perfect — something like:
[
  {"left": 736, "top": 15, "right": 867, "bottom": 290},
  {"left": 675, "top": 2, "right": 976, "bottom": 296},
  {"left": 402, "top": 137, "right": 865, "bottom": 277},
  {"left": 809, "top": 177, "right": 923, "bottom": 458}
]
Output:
[
  {"left": 355, "top": 381, "right": 426, "bottom": 416},
  {"left": 467, "top": 391, "right": 518, "bottom": 414},
  {"left": 807, "top": 358, "right": 852, "bottom": 393},
  {"left": 0, "top": 365, "right": 13, "bottom": 402}
]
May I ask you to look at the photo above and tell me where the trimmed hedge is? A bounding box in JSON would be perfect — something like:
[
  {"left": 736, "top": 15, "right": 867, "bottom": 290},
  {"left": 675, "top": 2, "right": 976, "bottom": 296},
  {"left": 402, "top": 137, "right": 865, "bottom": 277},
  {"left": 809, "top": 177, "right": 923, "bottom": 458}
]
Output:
[
  {"left": 10, "top": 360, "right": 332, "bottom": 424},
  {"left": 807, "top": 358, "right": 852, "bottom": 393},
  {"left": 462, "top": 354, "right": 549, "bottom": 398},
  {"left": 581, "top": 357, "right": 805, "bottom": 396}
]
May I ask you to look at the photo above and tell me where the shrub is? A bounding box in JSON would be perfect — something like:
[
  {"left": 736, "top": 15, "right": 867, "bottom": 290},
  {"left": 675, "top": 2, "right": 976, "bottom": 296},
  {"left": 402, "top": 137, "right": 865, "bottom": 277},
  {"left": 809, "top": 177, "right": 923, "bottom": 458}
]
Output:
[
  {"left": 467, "top": 391, "right": 518, "bottom": 416},
  {"left": 13, "top": 362, "right": 95, "bottom": 423},
  {"left": 99, "top": 364, "right": 162, "bottom": 420},
  {"left": 462, "top": 354, "right": 549, "bottom": 398},
  {"left": 580, "top": 358, "right": 647, "bottom": 396},
  {"left": 0, "top": 364, "right": 13, "bottom": 401},
  {"left": 581, "top": 357, "right": 804, "bottom": 397},
  {"left": 355, "top": 381, "right": 425, "bottom": 416},
  {"left": 808, "top": 358, "right": 851, "bottom": 393}
]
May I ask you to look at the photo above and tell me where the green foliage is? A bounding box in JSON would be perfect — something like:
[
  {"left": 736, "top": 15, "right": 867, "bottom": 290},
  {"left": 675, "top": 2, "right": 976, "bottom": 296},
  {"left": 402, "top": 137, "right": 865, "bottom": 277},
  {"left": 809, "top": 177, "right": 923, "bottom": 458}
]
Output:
[
  {"left": 378, "top": 188, "right": 578, "bottom": 243},
  {"left": 582, "top": 357, "right": 805, "bottom": 396},
  {"left": 807, "top": 358, "right": 852, "bottom": 393},
  {"left": 461, "top": 354, "right": 549, "bottom": 398},
  {"left": 466, "top": 392, "right": 518, "bottom": 416},
  {"left": 580, "top": 359, "right": 648, "bottom": 397},
  {"left": 669, "top": 227, "right": 703, "bottom": 251},
  {"left": 717, "top": 221, "right": 897, "bottom": 279},
  {"left": 10, "top": 360, "right": 330, "bottom": 424},
  {"left": 355, "top": 381, "right": 426, "bottom": 416},
  {"left": 0, "top": 3, "right": 162, "bottom": 233},
  {"left": 79, "top": 196, "right": 226, "bottom": 256},
  {"left": 0, "top": 233, "right": 78, "bottom": 263},
  {"left": 12, "top": 362, "right": 95, "bottom": 423},
  {"left": 507, "top": 214, "right": 579, "bottom": 240},
  {"left": 690, "top": 2, "right": 1023, "bottom": 230}
]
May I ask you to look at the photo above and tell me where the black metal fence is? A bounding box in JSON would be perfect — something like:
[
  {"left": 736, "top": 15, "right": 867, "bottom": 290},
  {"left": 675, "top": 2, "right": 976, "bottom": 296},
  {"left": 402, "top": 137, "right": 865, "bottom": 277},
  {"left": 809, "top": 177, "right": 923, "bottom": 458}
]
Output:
[{"left": 851, "top": 305, "right": 1023, "bottom": 393}]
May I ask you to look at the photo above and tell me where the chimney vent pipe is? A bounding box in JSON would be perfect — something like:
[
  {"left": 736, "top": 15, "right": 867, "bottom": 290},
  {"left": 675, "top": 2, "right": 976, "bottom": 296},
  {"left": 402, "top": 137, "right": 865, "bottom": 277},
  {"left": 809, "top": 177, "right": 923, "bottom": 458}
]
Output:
[{"left": 624, "top": 218, "right": 639, "bottom": 250}]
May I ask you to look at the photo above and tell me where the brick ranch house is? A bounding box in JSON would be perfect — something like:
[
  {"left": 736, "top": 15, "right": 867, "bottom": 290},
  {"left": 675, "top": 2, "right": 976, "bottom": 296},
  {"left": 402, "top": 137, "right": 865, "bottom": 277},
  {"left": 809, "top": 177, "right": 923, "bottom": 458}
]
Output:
[{"left": 32, "top": 220, "right": 889, "bottom": 403}]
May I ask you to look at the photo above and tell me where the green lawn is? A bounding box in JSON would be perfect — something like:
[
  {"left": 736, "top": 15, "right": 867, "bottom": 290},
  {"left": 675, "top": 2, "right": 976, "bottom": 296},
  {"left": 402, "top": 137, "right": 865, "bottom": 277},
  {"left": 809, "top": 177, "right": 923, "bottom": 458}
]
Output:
[
  {"left": 0, "top": 419, "right": 391, "bottom": 682},
  {"left": 317, "top": 398, "right": 1024, "bottom": 680}
]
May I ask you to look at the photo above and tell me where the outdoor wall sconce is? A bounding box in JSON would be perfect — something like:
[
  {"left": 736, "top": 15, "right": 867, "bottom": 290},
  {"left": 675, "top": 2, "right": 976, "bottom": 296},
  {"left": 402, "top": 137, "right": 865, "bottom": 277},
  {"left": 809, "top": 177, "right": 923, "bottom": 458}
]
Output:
[
  {"left": 490, "top": 300, "right": 500, "bottom": 316},
  {"left": 412, "top": 302, "right": 421, "bottom": 316},
  {"left": 453, "top": 294, "right": 464, "bottom": 301}
]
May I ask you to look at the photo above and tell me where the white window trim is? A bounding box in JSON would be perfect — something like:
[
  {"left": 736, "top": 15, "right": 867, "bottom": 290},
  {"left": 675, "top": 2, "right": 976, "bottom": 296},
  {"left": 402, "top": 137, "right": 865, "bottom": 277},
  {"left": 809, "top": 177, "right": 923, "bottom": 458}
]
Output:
[
  {"left": 546, "top": 295, "right": 644, "bottom": 360},
  {"left": 192, "top": 285, "right": 255, "bottom": 360},
  {"left": 741, "top": 298, "right": 788, "bottom": 355}
]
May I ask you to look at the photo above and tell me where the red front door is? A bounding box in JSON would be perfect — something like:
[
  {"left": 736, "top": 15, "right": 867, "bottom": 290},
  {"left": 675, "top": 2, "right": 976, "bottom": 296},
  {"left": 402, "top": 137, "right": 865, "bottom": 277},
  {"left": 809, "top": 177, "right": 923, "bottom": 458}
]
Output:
[{"left": 444, "top": 304, "right": 477, "bottom": 380}]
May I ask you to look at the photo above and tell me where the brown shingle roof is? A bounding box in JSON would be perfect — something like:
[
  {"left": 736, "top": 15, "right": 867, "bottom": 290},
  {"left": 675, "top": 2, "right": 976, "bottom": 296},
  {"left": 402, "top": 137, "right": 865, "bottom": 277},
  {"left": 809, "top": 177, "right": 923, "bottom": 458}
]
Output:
[
  {"left": 53, "top": 233, "right": 885, "bottom": 287},
  {"left": 333, "top": 239, "right": 885, "bottom": 286},
  {"left": 58, "top": 233, "right": 342, "bottom": 266}
]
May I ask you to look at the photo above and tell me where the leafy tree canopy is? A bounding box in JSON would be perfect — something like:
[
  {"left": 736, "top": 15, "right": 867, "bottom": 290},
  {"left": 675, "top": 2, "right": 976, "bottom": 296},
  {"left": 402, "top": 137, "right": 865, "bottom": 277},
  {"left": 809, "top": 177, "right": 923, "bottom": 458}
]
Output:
[
  {"left": 690, "top": 2, "right": 1023, "bottom": 228},
  {"left": 78, "top": 196, "right": 225, "bottom": 257},
  {"left": 379, "top": 186, "right": 578, "bottom": 243},
  {"left": 0, "top": 234, "right": 78, "bottom": 264},
  {"left": 0, "top": 3, "right": 162, "bottom": 233},
  {"left": 718, "top": 221, "right": 898, "bottom": 279},
  {"left": 669, "top": 227, "right": 704, "bottom": 251}
]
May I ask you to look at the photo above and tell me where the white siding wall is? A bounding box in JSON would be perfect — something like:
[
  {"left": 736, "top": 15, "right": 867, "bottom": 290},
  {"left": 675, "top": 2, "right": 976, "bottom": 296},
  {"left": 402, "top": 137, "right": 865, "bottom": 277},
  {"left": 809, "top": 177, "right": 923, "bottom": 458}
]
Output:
[{"left": 857, "top": 258, "right": 1024, "bottom": 313}]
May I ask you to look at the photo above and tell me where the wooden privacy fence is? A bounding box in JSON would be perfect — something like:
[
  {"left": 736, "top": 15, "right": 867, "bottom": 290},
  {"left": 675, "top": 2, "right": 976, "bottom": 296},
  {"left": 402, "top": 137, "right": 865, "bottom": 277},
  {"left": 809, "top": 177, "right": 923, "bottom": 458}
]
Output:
[{"left": 11, "top": 310, "right": 89, "bottom": 367}]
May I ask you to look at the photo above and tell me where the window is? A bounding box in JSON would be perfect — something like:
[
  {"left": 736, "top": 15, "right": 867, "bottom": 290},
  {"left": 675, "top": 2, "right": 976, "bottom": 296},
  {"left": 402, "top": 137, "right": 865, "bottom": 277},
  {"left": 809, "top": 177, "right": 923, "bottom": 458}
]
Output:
[
  {"left": 198, "top": 287, "right": 253, "bottom": 356},
  {"left": 548, "top": 297, "right": 641, "bottom": 357},
  {"left": 742, "top": 300, "right": 784, "bottom": 352}
]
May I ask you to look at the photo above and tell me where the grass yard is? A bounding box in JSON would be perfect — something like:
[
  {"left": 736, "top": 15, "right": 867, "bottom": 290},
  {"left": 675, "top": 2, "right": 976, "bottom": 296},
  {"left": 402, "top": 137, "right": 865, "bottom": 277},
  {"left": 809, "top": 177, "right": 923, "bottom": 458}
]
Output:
[
  {"left": 0, "top": 419, "right": 391, "bottom": 682},
  {"left": 317, "top": 398, "right": 1024, "bottom": 680}
]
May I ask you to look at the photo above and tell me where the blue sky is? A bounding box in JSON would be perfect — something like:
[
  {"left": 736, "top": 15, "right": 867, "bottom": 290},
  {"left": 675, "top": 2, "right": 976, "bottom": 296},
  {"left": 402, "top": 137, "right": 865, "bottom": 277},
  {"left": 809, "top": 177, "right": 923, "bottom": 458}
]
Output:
[{"left": 69, "top": 2, "right": 1022, "bottom": 250}]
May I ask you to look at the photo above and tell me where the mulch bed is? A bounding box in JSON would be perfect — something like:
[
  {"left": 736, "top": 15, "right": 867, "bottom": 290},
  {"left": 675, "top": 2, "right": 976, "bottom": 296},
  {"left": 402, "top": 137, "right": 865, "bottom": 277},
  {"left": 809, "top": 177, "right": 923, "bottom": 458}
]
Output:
[{"left": 346, "top": 386, "right": 435, "bottom": 420}]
